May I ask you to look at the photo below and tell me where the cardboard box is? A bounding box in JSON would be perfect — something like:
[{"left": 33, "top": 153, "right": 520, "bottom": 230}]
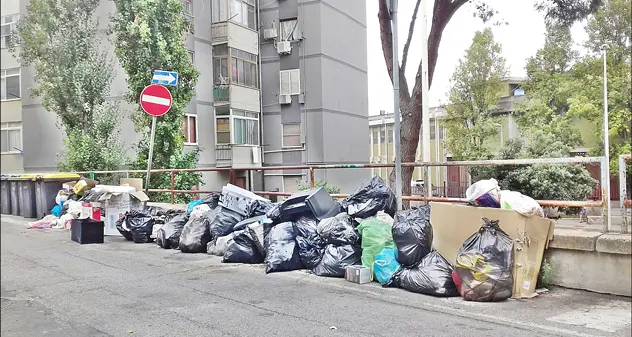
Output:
[
  {"left": 62, "top": 181, "right": 77, "bottom": 192},
  {"left": 80, "top": 202, "right": 101, "bottom": 221},
  {"left": 345, "top": 265, "right": 372, "bottom": 284},
  {"left": 429, "top": 202, "right": 555, "bottom": 299},
  {"left": 98, "top": 190, "right": 149, "bottom": 236},
  {"left": 72, "top": 178, "right": 98, "bottom": 195}
]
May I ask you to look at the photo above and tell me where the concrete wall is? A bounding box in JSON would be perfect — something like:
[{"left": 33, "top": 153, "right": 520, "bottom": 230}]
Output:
[{"left": 547, "top": 229, "right": 632, "bottom": 297}]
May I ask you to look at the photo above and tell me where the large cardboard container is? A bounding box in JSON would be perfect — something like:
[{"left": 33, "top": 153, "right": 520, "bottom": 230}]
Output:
[
  {"left": 97, "top": 187, "right": 149, "bottom": 236},
  {"left": 429, "top": 202, "right": 555, "bottom": 299}
]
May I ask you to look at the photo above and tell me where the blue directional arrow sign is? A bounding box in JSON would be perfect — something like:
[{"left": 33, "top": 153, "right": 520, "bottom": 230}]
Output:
[{"left": 151, "top": 70, "right": 178, "bottom": 86}]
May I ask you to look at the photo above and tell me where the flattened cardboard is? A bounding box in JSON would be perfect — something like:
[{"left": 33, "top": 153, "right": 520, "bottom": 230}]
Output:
[
  {"left": 120, "top": 178, "right": 143, "bottom": 192},
  {"left": 429, "top": 202, "right": 555, "bottom": 299}
]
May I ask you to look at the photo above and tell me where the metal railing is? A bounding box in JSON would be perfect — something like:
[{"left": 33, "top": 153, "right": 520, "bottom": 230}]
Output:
[
  {"left": 619, "top": 154, "right": 631, "bottom": 234},
  {"left": 13, "top": 156, "right": 620, "bottom": 233}
]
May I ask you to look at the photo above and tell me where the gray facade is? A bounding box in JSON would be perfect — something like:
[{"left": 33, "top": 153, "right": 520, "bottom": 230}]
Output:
[
  {"left": 2, "top": 0, "right": 369, "bottom": 195},
  {"left": 259, "top": 0, "right": 370, "bottom": 193}
]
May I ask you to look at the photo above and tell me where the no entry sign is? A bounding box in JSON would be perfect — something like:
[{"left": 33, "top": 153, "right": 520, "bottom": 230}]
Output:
[{"left": 140, "top": 84, "right": 173, "bottom": 117}]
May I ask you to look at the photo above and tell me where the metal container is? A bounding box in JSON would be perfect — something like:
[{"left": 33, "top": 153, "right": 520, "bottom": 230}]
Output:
[
  {"left": 34, "top": 173, "right": 80, "bottom": 219},
  {"left": 1, "top": 176, "right": 11, "bottom": 214},
  {"left": 9, "top": 179, "right": 20, "bottom": 216},
  {"left": 18, "top": 175, "right": 37, "bottom": 218}
]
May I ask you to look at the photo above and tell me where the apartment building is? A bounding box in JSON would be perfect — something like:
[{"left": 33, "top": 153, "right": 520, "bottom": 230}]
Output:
[
  {"left": 369, "top": 78, "right": 526, "bottom": 197},
  {"left": 0, "top": 0, "right": 369, "bottom": 194}
]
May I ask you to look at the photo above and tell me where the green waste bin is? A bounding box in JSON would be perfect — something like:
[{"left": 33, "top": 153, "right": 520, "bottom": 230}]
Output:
[
  {"left": 9, "top": 178, "right": 20, "bottom": 216},
  {"left": 1, "top": 176, "right": 11, "bottom": 214},
  {"left": 18, "top": 174, "right": 37, "bottom": 219},
  {"left": 34, "top": 173, "right": 80, "bottom": 219}
]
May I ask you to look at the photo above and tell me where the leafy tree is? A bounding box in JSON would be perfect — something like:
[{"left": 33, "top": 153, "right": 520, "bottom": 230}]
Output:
[
  {"left": 11, "top": 0, "right": 125, "bottom": 172},
  {"left": 112, "top": 0, "right": 201, "bottom": 202},
  {"left": 442, "top": 28, "right": 508, "bottom": 161},
  {"left": 376, "top": 0, "right": 603, "bottom": 200},
  {"left": 298, "top": 181, "right": 341, "bottom": 195},
  {"left": 566, "top": 0, "right": 631, "bottom": 171}
]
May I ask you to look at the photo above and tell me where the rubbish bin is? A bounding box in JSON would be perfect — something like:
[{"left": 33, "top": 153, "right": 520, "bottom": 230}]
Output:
[
  {"left": 1, "top": 176, "right": 11, "bottom": 214},
  {"left": 18, "top": 174, "right": 38, "bottom": 219},
  {"left": 9, "top": 178, "right": 20, "bottom": 216},
  {"left": 34, "top": 173, "right": 80, "bottom": 219}
]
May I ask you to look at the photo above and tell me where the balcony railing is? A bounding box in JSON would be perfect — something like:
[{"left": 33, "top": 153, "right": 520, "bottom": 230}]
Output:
[
  {"left": 211, "top": 22, "right": 228, "bottom": 43},
  {"left": 213, "top": 86, "right": 230, "bottom": 103},
  {"left": 215, "top": 145, "right": 232, "bottom": 167}
]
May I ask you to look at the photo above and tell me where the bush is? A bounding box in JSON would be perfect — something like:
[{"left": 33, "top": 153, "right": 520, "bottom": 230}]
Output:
[{"left": 298, "top": 180, "right": 341, "bottom": 194}]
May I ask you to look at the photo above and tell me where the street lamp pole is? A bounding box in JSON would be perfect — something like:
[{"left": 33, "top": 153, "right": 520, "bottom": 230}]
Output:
[
  {"left": 601, "top": 44, "right": 611, "bottom": 230},
  {"left": 420, "top": 0, "right": 431, "bottom": 200}
]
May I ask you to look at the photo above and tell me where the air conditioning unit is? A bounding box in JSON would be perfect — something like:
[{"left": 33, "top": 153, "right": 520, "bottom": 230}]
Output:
[
  {"left": 263, "top": 28, "right": 277, "bottom": 40},
  {"left": 278, "top": 94, "right": 291, "bottom": 105},
  {"left": 277, "top": 41, "right": 291, "bottom": 54}
]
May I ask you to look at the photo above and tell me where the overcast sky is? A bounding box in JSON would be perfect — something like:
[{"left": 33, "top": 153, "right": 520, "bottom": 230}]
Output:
[{"left": 365, "top": 0, "right": 588, "bottom": 115}]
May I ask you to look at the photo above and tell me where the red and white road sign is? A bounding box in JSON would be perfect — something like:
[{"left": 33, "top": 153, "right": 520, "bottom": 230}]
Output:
[{"left": 140, "top": 84, "right": 172, "bottom": 117}]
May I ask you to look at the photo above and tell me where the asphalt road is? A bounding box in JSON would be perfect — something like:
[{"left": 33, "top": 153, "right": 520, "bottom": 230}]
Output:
[{"left": 1, "top": 215, "right": 630, "bottom": 337}]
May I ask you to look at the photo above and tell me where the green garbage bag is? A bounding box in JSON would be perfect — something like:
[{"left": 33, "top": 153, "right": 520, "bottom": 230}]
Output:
[{"left": 357, "top": 215, "right": 395, "bottom": 275}]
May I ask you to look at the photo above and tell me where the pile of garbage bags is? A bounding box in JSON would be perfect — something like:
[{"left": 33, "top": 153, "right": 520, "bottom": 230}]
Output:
[
  {"left": 104, "top": 176, "right": 517, "bottom": 303},
  {"left": 369, "top": 205, "right": 459, "bottom": 297}
]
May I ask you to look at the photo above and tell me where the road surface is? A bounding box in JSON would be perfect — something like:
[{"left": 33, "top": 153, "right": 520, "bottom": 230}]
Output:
[{"left": 1, "top": 215, "right": 630, "bottom": 337}]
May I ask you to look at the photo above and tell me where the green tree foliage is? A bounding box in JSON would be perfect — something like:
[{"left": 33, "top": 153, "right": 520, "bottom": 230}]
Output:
[
  {"left": 12, "top": 0, "right": 125, "bottom": 172},
  {"left": 443, "top": 28, "right": 508, "bottom": 161},
  {"left": 566, "top": 0, "right": 631, "bottom": 171},
  {"left": 112, "top": 0, "right": 201, "bottom": 202}
]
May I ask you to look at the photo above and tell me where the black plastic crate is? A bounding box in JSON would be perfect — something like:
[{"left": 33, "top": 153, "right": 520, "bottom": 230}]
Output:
[{"left": 71, "top": 219, "right": 105, "bottom": 244}]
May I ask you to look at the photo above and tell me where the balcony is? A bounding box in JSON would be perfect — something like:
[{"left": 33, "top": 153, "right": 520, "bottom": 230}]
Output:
[
  {"left": 215, "top": 144, "right": 262, "bottom": 168},
  {"left": 211, "top": 22, "right": 228, "bottom": 44},
  {"left": 213, "top": 86, "right": 230, "bottom": 104}
]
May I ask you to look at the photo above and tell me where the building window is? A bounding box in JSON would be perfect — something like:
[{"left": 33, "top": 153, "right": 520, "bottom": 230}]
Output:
[
  {"left": 230, "top": 48, "right": 258, "bottom": 88},
  {"left": 379, "top": 130, "right": 385, "bottom": 144},
  {"left": 372, "top": 130, "right": 378, "bottom": 144},
  {"left": 182, "top": 0, "right": 193, "bottom": 16},
  {"left": 213, "top": 46, "right": 257, "bottom": 88},
  {"left": 216, "top": 117, "right": 231, "bottom": 144},
  {"left": 279, "top": 69, "right": 300, "bottom": 96},
  {"left": 0, "top": 122, "right": 22, "bottom": 154},
  {"left": 279, "top": 19, "right": 299, "bottom": 41},
  {"left": 230, "top": 0, "right": 256, "bottom": 30},
  {"left": 187, "top": 50, "right": 194, "bottom": 64},
  {"left": 233, "top": 109, "right": 259, "bottom": 145},
  {"left": 1, "top": 15, "right": 18, "bottom": 49},
  {"left": 387, "top": 129, "right": 393, "bottom": 143},
  {"left": 1, "top": 68, "right": 21, "bottom": 101},
  {"left": 282, "top": 123, "right": 301, "bottom": 147},
  {"left": 183, "top": 114, "right": 198, "bottom": 145},
  {"left": 212, "top": 0, "right": 228, "bottom": 23}
]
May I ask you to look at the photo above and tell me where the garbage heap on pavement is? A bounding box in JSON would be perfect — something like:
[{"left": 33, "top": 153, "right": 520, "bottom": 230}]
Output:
[{"left": 25, "top": 175, "right": 553, "bottom": 303}]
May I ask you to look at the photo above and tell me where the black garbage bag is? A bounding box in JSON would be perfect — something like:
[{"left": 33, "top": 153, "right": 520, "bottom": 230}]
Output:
[
  {"left": 251, "top": 200, "right": 274, "bottom": 217},
  {"left": 200, "top": 193, "right": 220, "bottom": 209},
  {"left": 247, "top": 221, "right": 268, "bottom": 256},
  {"left": 115, "top": 212, "right": 133, "bottom": 241},
  {"left": 179, "top": 211, "right": 215, "bottom": 253},
  {"left": 341, "top": 176, "right": 397, "bottom": 218},
  {"left": 156, "top": 213, "right": 189, "bottom": 249},
  {"left": 316, "top": 213, "right": 360, "bottom": 246},
  {"left": 392, "top": 206, "right": 433, "bottom": 267},
  {"left": 223, "top": 229, "right": 264, "bottom": 263},
  {"left": 294, "top": 217, "right": 326, "bottom": 269},
  {"left": 265, "top": 203, "right": 282, "bottom": 224},
  {"left": 311, "top": 244, "right": 362, "bottom": 278},
  {"left": 390, "top": 250, "right": 458, "bottom": 297},
  {"left": 453, "top": 218, "right": 514, "bottom": 302},
  {"left": 209, "top": 207, "right": 245, "bottom": 239},
  {"left": 264, "top": 222, "right": 304, "bottom": 273},
  {"left": 127, "top": 211, "right": 156, "bottom": 244},
  {"left": 233, "top": 215, "right": 267, "bottom": 232},
  {"left": 207, "top": 232, "right": 235, "bottom": 256}
]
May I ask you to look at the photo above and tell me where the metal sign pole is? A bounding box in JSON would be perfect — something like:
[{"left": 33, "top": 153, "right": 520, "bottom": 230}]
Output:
[
  {"left": 601, "top": 45, "right": 611, "bottom": 231},
  {"left": 420, "top": 0, "right": 431, "bottom": 201},
  {"left": 145, "top": 116, "right": 158, "bottom": 194},
  {"left": 390, "top": 0, "right": 403, "bottom": 211}
]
